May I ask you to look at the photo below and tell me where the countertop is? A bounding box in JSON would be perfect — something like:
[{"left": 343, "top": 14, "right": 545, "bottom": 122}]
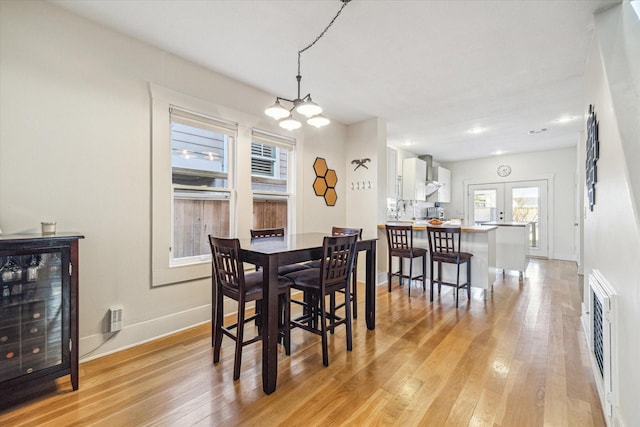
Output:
[
  {"left": 483, "top": 222, "right": 530, "bottom": 227},
  {"left": 379, "top": 222, "right": 497, "bottom": 233}
]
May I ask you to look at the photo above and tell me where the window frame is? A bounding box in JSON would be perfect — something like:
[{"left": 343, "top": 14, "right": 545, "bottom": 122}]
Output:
[{"left": 150, "top": 84, "right": 237, "bottom": 287}]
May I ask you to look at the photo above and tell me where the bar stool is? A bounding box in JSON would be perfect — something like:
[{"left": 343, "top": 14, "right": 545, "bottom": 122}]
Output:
[
  {"left": 426, "top": 226, "right": 472, "bottom": 307},
  {"left": 385, "top": 224, "right": 428, "bottom": 297}
]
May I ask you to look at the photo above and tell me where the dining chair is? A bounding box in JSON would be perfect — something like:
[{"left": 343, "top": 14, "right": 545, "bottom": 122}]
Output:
[
  {"left": 426, "top": 226, "right": 473, "bottom": 307},
  {"left": 385, "top": 224, "right": 428, "bottom": 296},
  {"left": 285, "top": 234, "right": 359, "bottom": 367},
  {"left": 208, "top": 235, "right": 292, "bottom": 380},
  {"left": 304, "top": 227, "right": 362, "bottom": 319}
]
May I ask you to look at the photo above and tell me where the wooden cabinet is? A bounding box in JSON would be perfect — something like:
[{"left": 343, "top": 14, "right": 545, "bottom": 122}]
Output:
[
  {"left": 402, "top": 157, "right": 427, "bottom": 201},
  {"left": 0, "top": 233, "right": 83, "bottom": 404}
]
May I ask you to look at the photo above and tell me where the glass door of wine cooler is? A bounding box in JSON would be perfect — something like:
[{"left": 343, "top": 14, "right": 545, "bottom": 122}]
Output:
[{"left": 0, "top": 249, "right": 69, "bottom": 382}]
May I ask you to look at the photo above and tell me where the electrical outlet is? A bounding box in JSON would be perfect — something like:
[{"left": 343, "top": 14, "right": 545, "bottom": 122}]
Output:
[{"left": 109, "top": 307, "right": 123, "bottom": 332}]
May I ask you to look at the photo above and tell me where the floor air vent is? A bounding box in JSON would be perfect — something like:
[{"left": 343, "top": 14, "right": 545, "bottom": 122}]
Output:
[
  {"left": 588, "top": 270, "right": 616, "bottom": 423},
  {"left": 592, "top": 291, "right": 605, "bottom": 378}
]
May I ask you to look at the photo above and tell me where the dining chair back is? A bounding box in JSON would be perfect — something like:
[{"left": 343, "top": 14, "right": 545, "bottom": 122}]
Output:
[
  {"left": 330, "top": 227, "right": 362, "bottom": 318},
  {"left": 250, "top": 228, "right": 285, "bottom": 238},
  {"left": 209, "top": 235, "right": 291, "bottom": 380},
  {"left": 385, "top": 224, "right": 428, "bottom": 296},
  {"left": 426, "top": 227, "right": 473, "bottom": 307},
  {"left": 250, "top": 228, "right": 310, "bottom": 275}
]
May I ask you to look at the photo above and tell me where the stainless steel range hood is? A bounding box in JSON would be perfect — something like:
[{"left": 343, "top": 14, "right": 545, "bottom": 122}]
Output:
[{"left": 418, "top": 154, "right": 442, "bottom": 197}]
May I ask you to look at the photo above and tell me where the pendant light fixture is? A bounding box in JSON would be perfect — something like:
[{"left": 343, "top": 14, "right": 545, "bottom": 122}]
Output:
[{"left": 265, "top": 0, "right": 351, "bottom": 130}]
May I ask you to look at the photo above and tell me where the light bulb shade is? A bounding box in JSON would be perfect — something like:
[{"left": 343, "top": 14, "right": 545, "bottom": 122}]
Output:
[
  {"left": 295, "top": 99, "right": 322, "bottom": 118},
  {"left": 307, "top": 114, "right": 330, "bottom": 128},
  {"left": 279, "top": 117, "right": 302, "bottom": 130},
  {"left": 265, "top": 100, "right": 291, "bottom": 120}
]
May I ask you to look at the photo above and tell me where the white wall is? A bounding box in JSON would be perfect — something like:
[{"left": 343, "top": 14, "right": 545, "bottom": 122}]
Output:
[
  {"left": 300, "top": 123, "right": 348, "bottom": 233},
  {"left": 345, "top": 118, "right": 386, "bottom": 235},
  {"left": 0, "top": 1, "right": 359, "bottom": 359},
  {"left": 441, "top": 147, "right": 578, "bottom": 261},
  {"left": 583, "top": 3, "right": 640, "bottom": 427}
]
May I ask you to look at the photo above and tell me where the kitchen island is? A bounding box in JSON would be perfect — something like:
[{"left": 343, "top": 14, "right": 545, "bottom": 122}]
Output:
[
  {"left": 378, "top": 222, "right": 498, "bottom": 298},
  {"left": 484, "top": 222, "right": 530, "bottom": 278}
]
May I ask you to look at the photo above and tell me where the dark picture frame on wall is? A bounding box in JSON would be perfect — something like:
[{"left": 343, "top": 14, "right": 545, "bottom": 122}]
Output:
[{"left": 585, "top": 104, "right": 599, "bottom": 211}]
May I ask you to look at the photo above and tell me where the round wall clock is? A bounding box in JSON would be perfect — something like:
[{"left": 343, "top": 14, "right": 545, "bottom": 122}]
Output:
[{"left": 497, "top": 164, "right": 512, "bottom": 177}]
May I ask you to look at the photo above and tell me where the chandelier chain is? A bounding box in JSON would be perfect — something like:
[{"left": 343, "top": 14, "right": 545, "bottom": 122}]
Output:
[{"left": 297, "top": 0, "right": 350, "bottom": 76}]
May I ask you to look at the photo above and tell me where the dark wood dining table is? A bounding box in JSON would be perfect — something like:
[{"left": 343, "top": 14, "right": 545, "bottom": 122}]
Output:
[{"left": 237, "top": 232, "right": 378, "bottom": 394}]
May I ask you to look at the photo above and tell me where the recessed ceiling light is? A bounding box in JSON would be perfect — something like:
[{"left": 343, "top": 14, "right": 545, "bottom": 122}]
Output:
[
  {"left": 554, "top": 116, "right": 576, "bottom": 123},
  {"left": 402, "top": 141, "right": 415, "bottom": 146},
  {"left": 468, "top": 127, "right": 486, "bottom": 134},
  {"left": 528, "top": 128, "right": 549, "bottom": 135},
  {"left": 494, "top": 150, "right": 504, "bottom": 155}
]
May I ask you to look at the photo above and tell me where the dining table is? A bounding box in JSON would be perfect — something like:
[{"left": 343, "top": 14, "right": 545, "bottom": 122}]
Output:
[{"left": 237, "top": 232, "right": 378, "bottom": 394}]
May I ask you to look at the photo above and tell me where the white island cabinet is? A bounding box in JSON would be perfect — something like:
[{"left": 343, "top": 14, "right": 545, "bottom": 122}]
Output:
[
  {"left": 379, "top": 223, "right": 497, "bottom": 299},
  {"left": 485, "top": 222, "right": 530, "bottom": 278}
]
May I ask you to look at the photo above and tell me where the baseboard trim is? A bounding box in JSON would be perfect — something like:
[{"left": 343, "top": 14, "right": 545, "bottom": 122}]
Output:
[{"left": 79, "top": 304, "right": 210, "bottom": 362}]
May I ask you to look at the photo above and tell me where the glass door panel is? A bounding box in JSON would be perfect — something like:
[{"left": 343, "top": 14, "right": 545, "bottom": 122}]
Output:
[
  {"left": 505, "top": 181, "right": 548, "bottom": 257},
  {"left": 469, "top": 185, "right": 504, "bottom": 224},
  {"left": 468, "top": 180, "right": 548, "bottom": 257}
]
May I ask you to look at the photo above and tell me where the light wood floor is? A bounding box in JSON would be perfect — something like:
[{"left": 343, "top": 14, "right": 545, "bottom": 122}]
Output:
[{"left": 0, "top": 259, "right": 605, "bottom": 426}]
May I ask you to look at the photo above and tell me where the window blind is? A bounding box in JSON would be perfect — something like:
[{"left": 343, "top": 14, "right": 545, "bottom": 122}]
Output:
[
  {"left": 170, "top": 105, "right": 237, "bottom": 134},
  {"left": 251, "top": 128, "right": 296, "bottom": 149}
]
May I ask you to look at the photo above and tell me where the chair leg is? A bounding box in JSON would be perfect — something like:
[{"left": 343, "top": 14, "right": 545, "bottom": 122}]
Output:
[
  {"left": 320, "top": 291, "right": 329, "bottom": 367},
  {"left": 456, "top": 264, "right": 461, "bottom": 308},
  {"left": 329, "top": 292, "right": 336, "bottom": 334},
  {"left": 345, "top": 284, "right": 353, "bottom": 352},
  {"left": 352, "top": 264, "right": 358, "bottom": 319},
  {"left": 213, "top": 292, "right": 224, "bottom": 363},
  {"left": 283, "top": 293, "right": 291, "bottom": 355},
  {"left": 422, "top": 255, "right": 427, "bottom": 292},
  {"left": 408, "top": 257, "right": 412, "bottom": 297},
  {"left": 438, "top": 263, "right": 442, "bottom": 294},
  {"left": 211, "top": 287, "right": 216, "bottom": 348},
  {"left": 429, "top": 258, "right": 434, "bottom": 302},
  {"left": 233, "top": 300, "right": 245, "bottom": 381},
  {"left": 387, "top": 254, "right": 393, "bottom": 292},
  {"left": 467, "top": 260, "right": 472, "bottom": 301},
  {"left": 255, "top": 300, "right": 262, "bottom": 335}
]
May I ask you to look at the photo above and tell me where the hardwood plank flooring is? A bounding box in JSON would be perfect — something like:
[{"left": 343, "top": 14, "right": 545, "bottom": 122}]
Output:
[{"left": 0, "top": 259, "right": 605, "bottom": 426}]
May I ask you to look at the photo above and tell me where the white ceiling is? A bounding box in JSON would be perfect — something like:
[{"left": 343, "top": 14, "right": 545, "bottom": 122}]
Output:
[{"left": 49, "top": 0, "right": 619, "bottom": 162}]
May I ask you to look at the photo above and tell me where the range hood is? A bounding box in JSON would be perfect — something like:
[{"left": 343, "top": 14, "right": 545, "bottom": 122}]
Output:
[{"left": 418, "top": 154, "right": 442, "bottom": 197}]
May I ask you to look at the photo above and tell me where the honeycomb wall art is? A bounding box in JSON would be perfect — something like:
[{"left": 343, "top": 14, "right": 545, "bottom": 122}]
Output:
[{"left": 312, "top": 157, "right": 338, "bottom": 206}]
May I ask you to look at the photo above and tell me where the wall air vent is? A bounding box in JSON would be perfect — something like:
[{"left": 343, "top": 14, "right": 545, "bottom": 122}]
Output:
[{"left": 527, "top": 128, "right": 549, "bottom": 134}]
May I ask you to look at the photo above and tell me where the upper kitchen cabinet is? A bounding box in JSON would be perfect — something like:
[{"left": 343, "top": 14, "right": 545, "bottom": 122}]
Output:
[
  {"left": 402, "top": 157, "right": 427, "bottom": 201},
  {"left": 387, "top": 147, "right": 400, "bottom": 199},
  {"left": 433, "top": 166, "right": 451, "bottom": 203}
]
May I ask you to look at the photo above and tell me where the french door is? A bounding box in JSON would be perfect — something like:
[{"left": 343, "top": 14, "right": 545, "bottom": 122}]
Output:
[{"left": 467, "top": 180, "right": 548, "bottom": 257}]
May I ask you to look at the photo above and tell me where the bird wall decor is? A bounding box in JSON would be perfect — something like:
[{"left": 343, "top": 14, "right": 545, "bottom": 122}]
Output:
[{"left": 351, "top": 158, "right": 371, "bottom": 171}]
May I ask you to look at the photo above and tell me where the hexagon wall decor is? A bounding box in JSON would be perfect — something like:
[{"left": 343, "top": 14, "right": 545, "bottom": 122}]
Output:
[{"left": 312, "top": 157, "right": 338, "bottom": 206}]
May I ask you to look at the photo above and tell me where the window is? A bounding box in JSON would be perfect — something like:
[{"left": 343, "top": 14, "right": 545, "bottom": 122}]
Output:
[
  {"left": 170, "top": 106, "right": 235, "bottom": 264},
  {"left": 251, "top": 130, "right": 295, "bottom": 230},
  {"left": 151, "top": 84, "right": 239, "bottom": 286}
]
